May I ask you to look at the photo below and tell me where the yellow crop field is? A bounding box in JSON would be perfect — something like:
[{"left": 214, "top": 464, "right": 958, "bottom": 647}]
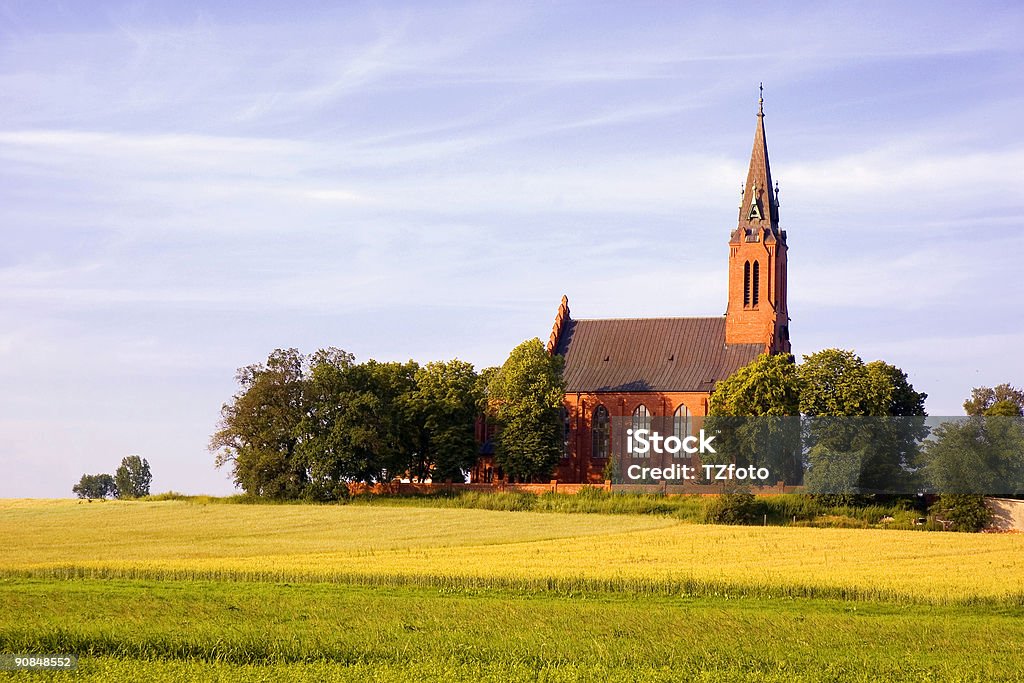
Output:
[{"left": 2, "top": 499, "right": 1022, "bottom": 603}]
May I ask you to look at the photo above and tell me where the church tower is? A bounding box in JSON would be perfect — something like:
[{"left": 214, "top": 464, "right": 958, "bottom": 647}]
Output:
[{"left": 725, "top": 86, "right": 790, "bottom": 353}]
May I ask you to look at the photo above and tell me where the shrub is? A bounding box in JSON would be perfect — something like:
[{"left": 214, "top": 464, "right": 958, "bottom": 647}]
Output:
[
  {"left": 930, "top": 494, "right": 992, "bottom": 532},
  {"left": 703, "top": 491, "right": 765, "bottom": 525}
]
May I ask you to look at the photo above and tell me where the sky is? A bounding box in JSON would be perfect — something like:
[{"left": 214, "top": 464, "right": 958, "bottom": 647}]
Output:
[{"left": 2, "top": 1, "right": 1023, "bottom": 497}]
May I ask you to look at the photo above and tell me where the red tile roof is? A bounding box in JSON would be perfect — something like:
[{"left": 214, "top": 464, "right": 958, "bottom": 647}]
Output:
[{"left": 556, "top": 317, "right": 763, "bottom": 393}]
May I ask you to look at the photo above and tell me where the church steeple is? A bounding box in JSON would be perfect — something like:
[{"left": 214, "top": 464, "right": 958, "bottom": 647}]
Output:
[
  {"left": 737, "top": 83, "right": 779, "bottom": 235},
  {"left": 725, "top": 86, "right": 790, "bottom": 354}
]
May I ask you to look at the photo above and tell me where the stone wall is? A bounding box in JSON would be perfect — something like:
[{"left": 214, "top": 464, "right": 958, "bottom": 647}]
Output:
[{"left": 986, "top": 497, "right": 1024, "bottom": 532}]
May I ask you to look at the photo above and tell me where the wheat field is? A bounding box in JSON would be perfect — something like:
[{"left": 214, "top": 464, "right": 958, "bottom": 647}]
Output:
[
  {"left": 2, "top": 499, "right": 1022, "bottom": 603},
  {"left": 3, "top": 498, "right": 1024, "bottom": 681}
]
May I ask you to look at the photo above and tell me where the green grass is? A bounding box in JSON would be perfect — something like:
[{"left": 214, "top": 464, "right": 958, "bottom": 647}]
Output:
[{"left": 2, "top": 579, "right": 1022, "bottom": 682}]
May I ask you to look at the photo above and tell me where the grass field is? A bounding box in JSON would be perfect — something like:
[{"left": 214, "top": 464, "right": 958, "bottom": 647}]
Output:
[{"left": 2, "top": 498, "right": 1024, "bottom": 681}]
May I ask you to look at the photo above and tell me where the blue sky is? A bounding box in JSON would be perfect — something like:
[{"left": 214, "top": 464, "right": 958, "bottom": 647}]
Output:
[{"left": 2, "top": 1, "right": 1022, "bottom": 497}]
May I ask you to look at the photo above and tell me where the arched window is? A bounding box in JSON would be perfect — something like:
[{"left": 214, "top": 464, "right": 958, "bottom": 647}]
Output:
[
  {"left": 632, "top": 404, "right": 652, "bottom": 432},
  {"left": 673, "top": 405, "right": 692, "bottom": 460},
  {"left": 752, "top": 261, "right": 760, "bottom": 307},
  {"left": 592, "top": 405, "right": 610, "bottom": 460},
  {"left": 743, "top": 261, "right": 751, "bottom": 307},
  {"left": 631, "top": 405, "right": 652, "bottom": 459}
]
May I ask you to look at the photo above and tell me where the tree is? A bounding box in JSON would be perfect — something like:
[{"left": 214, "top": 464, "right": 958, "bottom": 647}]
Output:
[
  {"left": 986, "top": 400, "right": 1024, "bottom": 417},
  {"left": 114, "top": 456, "right": 152, "bottom": 499},
  {"left": 865, "top": 361, "right": 928, "bottom": 417},
  {"left": 930, "top": 494, "right": 993, "bottom": 532},
  {"left": 72, "top": 473, "right": 117, "bottom": 499},
  {"left": 297, "top": 353, "right": 421, "bottom": 499},
  {"left": 964, "top": 384, "right": 1024, "bottom": 416},
  {"left": 708, "top": 353, "right": 801, "bottom": 417},
  {"left": 799, "top": 349, "right": 885, "bottom": 417},
  {"left": 339, "top": 359, "right": 420, "bottom": 484},
  {"left": 293, "top": 348, "right": 358, "bottom": 500},
  {"left": 919, "top": 416, "right": 1024, "bottom": 496},
  {"left": 408, "top": 360, "right": 482, "bottom": 483},
  {"left": 210, "top": 348, "right": 308, "bottom": 499},
  {"left": 488, "top": 338, "right": 565, "bottom": 482},
  {"left": 799, "top": 349, "right": 927, "bottom": 494},
  {"left": 706, "top": 353, "right": 802, "bottom": 484}
]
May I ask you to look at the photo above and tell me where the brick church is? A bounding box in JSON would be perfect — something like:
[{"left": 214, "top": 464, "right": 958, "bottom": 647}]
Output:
[
  {"left": 473, "top": 92, "right": 791, "bottom": 484},
  {"left": 548, "top": 93, "right": 786, "bottom": 483}
]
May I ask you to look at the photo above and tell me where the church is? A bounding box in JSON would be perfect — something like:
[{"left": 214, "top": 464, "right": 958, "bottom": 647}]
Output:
[{"left": 543, "top": 91, "right": 792, "bottom": 484}]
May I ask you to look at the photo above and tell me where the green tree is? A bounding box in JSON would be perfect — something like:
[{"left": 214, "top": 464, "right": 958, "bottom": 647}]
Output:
[
  {"left": 862, "top": 360, "right": 929, "bottom": 492},
  {"left": 706, "top": 353, "right": 802, "bottom": 484},
  {"left": 929, "top": 494, "right": 993, "bottom": 532},
  {"left": 297, "top": 354, "right": 418, "bottom": 498},
  {"left": 799, "top": 349, "right": 882, "bottom": 417},
  {"left": 919, "top": 416, "right": 1024, "bottom": 496},
  {"left": 488, "top": 338, "right": 565, "bottom": 482},
  {"left": 964, "top": 384, "right": 1024, "bottom": 417},
  {"left": 210, "top": 348, "right": 308, "bottom": 499},
  {"left": 72, "top": 473, "right": 117, "bottom": 499},
  {"left": 409, "top": 360, "right": 482, "bottom": 483},
  {"left": 865, "top": 361, "right": 928, "bottom": 416},
  {"left": 294, "top": 348, "right": 357, "bottom": 500},
  {"left": 799, "top": 349, "right": 927, "bottom": 494},
  {"left": 986, "top": 400, "right": 1024, "bottom": 417},
  {"left": 708, "top": 353, "right": 801, "bottom": 417},
  {"left": 113, "top": 456, "right": 152, "bottom": 499},
  {"left": 343, "top": 359, "right": 419, "bottom": 483}
]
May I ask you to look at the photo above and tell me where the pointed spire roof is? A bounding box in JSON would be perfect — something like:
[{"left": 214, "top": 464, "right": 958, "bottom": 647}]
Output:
[{"left": 737, "top": 84, "right": 779, "bottom": 235}]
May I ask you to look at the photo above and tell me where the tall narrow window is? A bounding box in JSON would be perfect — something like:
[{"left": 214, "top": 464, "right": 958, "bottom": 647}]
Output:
[
  {"left": 631, "top": 404, "right": 652, "bottom": 458},
  {"left": 743, "top": 261, "right": 751, "bottom": 307},
  {"left": 592, "top": 406, "right": 610, "bottom": 460},
  {"left": 752, "top": 260, "right": 760, "bottom": 307},
  {"left": 672, "top": 404, "right": 692, "bottom": 459},
  {"left": 560, "top": 406, "right": 571, "bottom": 460}
]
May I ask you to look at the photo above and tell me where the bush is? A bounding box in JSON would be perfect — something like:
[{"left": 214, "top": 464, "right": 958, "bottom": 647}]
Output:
[
  {"left": 930, "top": 494, "right": 992, "bottom": 532},
  {"left": 703, "top": 491, "right": 765, "bottom": 525}
]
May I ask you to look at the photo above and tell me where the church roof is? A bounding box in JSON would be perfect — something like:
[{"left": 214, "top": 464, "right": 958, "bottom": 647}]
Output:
[{"left": 555, "top": 316, "right": 764, "bottom": 393}]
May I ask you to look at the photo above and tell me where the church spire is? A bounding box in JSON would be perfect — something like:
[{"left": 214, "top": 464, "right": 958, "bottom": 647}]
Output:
[
  {"left": 726, "top": 84, "right": 790, "bottom": 354},
  {"left": 737, "top": 84, "right": 778, "bottom": 234}
]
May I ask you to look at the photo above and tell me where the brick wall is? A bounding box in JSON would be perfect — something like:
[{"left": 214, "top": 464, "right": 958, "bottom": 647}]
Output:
[{"left": 558, "top": 390, "right": 711, "bottom": 483}]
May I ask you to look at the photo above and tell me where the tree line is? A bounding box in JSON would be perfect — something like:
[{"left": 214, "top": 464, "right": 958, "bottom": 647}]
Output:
[
  {"left": 707, "top": 350, "right": 1024, "bottom": 510},
  {"left": 209, "top": 339, "right": 564, "bottom": 501},
  {"left": 73, "top": 455, "right": 152, "bottom": 499},
  {"left": 210, "top": 338, "right": 1021, "bottom": 507}
]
